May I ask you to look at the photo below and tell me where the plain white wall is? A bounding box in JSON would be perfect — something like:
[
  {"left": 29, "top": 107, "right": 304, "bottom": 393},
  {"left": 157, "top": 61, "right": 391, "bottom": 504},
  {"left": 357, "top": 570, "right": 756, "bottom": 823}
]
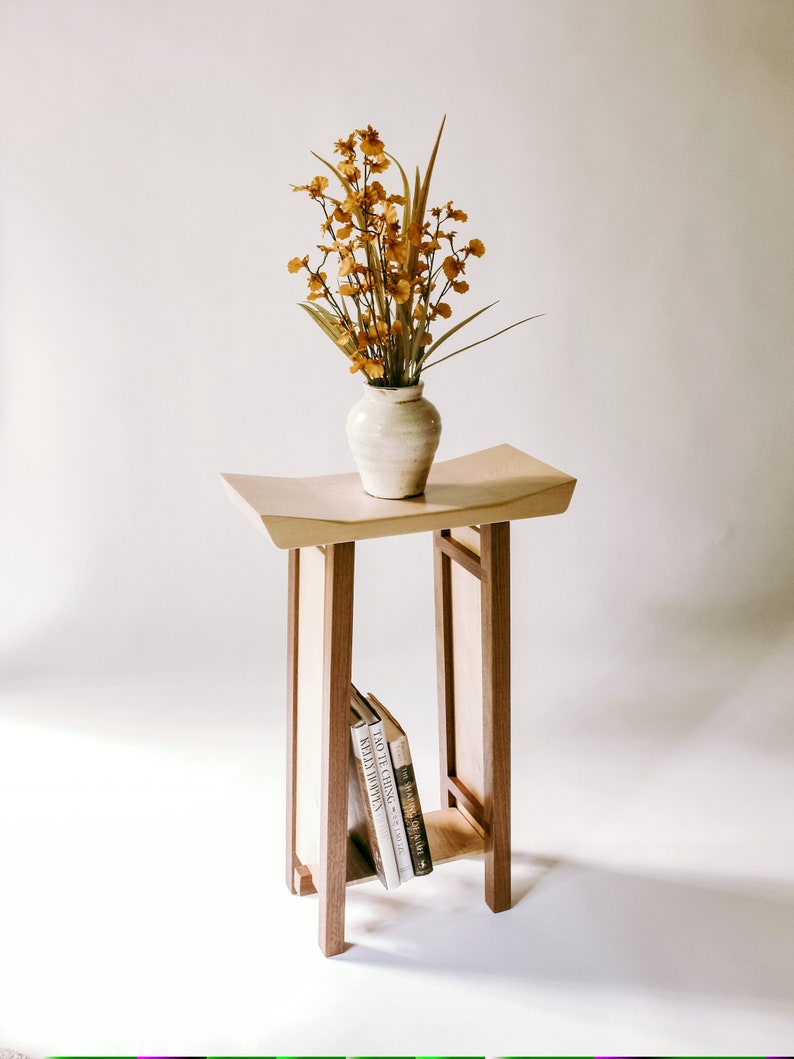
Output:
[{"left": 2, "top": 0, "right": 793, "bottom": 684}]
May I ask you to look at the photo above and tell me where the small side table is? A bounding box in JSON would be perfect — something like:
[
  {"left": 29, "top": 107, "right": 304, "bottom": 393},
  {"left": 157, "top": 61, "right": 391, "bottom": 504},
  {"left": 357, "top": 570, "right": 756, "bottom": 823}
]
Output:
[{"left": 222, "top": 444, "right": 576, "bottom": 956}]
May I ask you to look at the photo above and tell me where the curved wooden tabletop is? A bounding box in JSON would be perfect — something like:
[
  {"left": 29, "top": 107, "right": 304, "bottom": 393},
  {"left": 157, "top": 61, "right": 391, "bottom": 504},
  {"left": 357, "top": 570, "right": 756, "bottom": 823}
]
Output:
[{"left": 221, "top": 444, "right": 576, "bottom": 549}]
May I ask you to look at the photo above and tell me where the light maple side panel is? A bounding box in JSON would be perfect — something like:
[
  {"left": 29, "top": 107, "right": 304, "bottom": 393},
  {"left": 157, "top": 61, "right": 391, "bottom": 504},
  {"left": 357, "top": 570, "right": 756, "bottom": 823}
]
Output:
[
  {"left": 450, "top": 542, "right": 485, "bottom": 807},
  {"left": 293, "top": 545, "right": 326, "bottom": 888},
  {"left": 451, "top": 524, "right": 481, "bottom": 557}
]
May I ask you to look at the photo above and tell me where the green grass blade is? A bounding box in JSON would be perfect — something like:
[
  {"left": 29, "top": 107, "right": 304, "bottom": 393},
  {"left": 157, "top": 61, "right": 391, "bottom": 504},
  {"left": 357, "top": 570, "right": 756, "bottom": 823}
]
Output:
[
  {"left": 385, "top": 151, "right": 413, "bottom": 233},
  {"left": 298, "top": 301, "right": 358, "bottom": 358},
  {"left": 405, "top": 117, "right": 445, "bottom": 288},
  {"left": 421, "top": 313, "right": 544, "bottom": 370},
  {"left": 412, "top": 115, "right": 445, "bottom": 228},
  {"left": 418, "top": 301, "right": 499, "bottom": 364}
]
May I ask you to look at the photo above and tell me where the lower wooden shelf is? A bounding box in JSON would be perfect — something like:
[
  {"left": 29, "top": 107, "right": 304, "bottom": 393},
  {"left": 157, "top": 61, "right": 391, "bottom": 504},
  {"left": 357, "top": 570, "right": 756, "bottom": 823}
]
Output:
[
  {"left": 294, "top": 806, "right": 485, "bottom": 894},
  {"left": 349, "top": 805, "right": 485, "bottom": 886}
]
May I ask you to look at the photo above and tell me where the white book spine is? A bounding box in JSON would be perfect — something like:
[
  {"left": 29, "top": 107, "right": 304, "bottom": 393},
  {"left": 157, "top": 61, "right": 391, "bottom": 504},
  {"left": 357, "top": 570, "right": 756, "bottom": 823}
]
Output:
[
  {"left": 350, "top": 722, "right": 401, "bottom": 890},
  {"left": 369, "top": 718, "right": 415, "bottom": 883}
]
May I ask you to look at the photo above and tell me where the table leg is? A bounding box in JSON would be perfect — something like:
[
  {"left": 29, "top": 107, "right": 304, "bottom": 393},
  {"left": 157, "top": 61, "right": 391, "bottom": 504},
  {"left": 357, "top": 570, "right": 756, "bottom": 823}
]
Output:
[
  {"left": 481, "top": 521, "right": 511, "bottom": 913},
  {"left": 286, "top": 548, "right": 300, "bottom": 895},
  {"left": 434, "top": 522, "right": 512, "bottom": 914},
  {"left": 317, "top": 541, "right": 355, "bottom": 956}
]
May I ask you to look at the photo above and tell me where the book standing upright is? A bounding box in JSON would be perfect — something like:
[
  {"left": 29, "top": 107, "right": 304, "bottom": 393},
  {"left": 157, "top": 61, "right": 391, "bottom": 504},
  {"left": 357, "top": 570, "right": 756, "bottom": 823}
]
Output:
[
  {"left": 351, "top": 688, "right": 414, "bottom": 885},
  {"left": 367, "top": 692, "right": 433, "bottom": 877}
]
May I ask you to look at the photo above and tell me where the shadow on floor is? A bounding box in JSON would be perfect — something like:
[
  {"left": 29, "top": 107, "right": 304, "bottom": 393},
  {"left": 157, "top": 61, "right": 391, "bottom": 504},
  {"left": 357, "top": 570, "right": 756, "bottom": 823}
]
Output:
[{"left": 339, "top": 851, "right": 794, "bottom": 1007}]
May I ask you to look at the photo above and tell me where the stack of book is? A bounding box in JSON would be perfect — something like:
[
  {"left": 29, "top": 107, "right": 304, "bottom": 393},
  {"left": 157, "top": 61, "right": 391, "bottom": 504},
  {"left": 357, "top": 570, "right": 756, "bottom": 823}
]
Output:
[{"left": 348, "top": 686, "right": 434, "bottom": 890}]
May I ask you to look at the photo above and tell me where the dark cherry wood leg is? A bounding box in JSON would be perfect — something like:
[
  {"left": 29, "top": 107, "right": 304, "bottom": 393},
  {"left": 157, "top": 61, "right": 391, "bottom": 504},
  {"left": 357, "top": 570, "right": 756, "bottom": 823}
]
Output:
[
  {"left": 433, "top": 523, "right": 512, "bottom": 914},
  {"left": 317, "top": 541, "right": 355, "bottom": 956}
]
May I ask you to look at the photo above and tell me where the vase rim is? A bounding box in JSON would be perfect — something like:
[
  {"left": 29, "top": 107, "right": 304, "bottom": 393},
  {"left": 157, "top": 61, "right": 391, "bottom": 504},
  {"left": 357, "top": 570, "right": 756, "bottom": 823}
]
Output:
[{"left": 363, "top": 380, "right": 424, "bottom": 399}]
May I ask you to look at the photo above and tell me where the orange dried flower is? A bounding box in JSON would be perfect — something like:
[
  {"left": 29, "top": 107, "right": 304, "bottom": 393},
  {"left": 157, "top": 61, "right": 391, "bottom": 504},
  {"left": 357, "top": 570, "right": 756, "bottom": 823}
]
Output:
[{"left": 357, "top": 125, "right": 385, "bottom": 157}]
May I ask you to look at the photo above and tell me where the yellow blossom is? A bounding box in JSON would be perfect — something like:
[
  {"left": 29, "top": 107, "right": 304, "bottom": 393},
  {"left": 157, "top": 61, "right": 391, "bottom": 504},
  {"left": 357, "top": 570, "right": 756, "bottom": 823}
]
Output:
[
  {"left": 468, "top": 238, "right": 486, "bottom": 257},
  {"left": 348, "top": 354, "right": 368, "bottom": 374},
  {"left": 407, "top": 221, "right": 426, "bottom": 246},
  {"left": 338, "top": 159, "right": 360, "bottom": 179},
  {"left": 338, "top": 255, "right": 357, "bottom": 277},
  {"left": 362, "top": 358, "right": 385, "bottom": 379},
  {"left": 367, "top": 319, "right": 390, "bottom": 341},
  {"left": 357, "top": 125, "right": 385, "bottom": 157},
  {"left": 382, "top": 201, "right": 399, "bottom": 226},
  {"left": 384, "top": 239, "right": 408, "bottom": 265},
  {"left": 341, "top": 191, "right": 362, "bottom": 215},
  {"left": 334, "top": 135, "right": 356, "bottom": 157},
  {"left": 306, "top": 270, "right": 327, "bottom": 301},
  {"left": 442, "top": 255, "right": 465, "bottom": 281},
  {"left": 293, "top": 175, "right": 329, "bottom": 200},
  {"left": 368, "top": 181, "right": 388, "bottom": 204},
  {"left": 349, "top": 354, "right": 384, "bottom": 379},
  {"left": 287, "top": 256, "right": 308, "bottom": 273},
  {"left": 388, "top": 275, "right": 412, "bottom": 304}
]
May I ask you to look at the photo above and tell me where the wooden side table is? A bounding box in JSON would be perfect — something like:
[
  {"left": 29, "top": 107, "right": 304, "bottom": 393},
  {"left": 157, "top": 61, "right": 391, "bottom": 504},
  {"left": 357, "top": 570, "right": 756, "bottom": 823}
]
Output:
[{"left": 222, "top": 444, "right": 576, "bottom": 956}]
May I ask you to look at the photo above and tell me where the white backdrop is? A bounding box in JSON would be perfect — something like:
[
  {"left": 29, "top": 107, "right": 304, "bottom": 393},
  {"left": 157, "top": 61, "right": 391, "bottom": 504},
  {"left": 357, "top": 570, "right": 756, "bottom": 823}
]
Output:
[
  {"left": 2, "top": 1, "right": 794, "bottom": 1054},
  {"left": 3, "top": 0, "right": 792, "bottom": 680}
]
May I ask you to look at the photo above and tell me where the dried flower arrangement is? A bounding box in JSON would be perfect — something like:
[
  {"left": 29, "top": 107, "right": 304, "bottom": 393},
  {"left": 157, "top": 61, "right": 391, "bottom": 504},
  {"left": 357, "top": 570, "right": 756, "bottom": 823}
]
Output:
[{"left": 288, "top": 118, "right": 538, "bottom": 387}]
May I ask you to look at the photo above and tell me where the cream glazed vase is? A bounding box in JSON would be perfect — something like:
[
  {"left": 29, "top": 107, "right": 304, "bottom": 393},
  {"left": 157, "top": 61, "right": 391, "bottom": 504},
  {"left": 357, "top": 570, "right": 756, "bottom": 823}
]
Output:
[{"left": 346, "top": 381, "right": 442, "bottom": 499}]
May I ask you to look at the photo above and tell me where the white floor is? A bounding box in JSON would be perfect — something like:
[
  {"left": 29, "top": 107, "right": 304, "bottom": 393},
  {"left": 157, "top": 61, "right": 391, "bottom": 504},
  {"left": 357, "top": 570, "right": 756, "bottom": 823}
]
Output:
[{"left": 2, "top": 618, "right": 793, "bottom": 1056}]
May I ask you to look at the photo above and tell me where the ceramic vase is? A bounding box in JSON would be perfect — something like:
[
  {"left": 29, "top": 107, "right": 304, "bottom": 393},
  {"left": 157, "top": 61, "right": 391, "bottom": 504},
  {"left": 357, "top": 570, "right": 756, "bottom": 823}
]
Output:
[{"left": 346, "top": 381, "right": 442, "bottom": 499}]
